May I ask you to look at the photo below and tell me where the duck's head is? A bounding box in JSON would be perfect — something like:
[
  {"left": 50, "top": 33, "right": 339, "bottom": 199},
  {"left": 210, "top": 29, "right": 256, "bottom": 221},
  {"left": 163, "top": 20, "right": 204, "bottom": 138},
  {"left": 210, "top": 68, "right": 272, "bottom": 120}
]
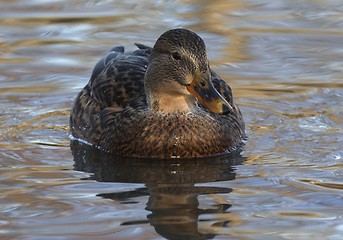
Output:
[{"left": 144, "top": 28, "right": 232, "bottom": 114}]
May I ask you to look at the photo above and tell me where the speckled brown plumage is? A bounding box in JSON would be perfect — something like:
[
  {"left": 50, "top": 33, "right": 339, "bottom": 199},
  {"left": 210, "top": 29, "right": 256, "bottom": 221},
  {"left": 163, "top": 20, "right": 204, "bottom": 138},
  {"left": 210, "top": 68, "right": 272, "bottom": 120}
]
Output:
[{"left": 70, "top": 29, "right": 245, "bottom": 158}]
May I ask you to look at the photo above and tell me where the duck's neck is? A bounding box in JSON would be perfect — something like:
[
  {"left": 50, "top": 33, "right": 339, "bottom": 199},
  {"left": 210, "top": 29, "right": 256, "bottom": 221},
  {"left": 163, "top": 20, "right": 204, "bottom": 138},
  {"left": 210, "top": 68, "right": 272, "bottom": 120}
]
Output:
[
  {"left": 146, "top": 91, "right": 198, "bottom": 114},
  {"left": 144, "top": 60, "right": 198, "bottom": 114}
]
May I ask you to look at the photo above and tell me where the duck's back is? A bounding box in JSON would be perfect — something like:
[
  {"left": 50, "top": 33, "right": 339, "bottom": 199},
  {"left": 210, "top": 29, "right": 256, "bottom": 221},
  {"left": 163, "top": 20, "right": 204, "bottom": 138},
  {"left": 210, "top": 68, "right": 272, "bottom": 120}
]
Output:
[{"left": 70, "top": 44, "right": 151, "bottom": 144}]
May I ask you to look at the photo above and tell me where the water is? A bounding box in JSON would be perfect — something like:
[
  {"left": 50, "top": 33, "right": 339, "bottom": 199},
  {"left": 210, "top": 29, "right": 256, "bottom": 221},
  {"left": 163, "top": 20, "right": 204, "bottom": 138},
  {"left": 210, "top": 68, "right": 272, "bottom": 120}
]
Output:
[{"left": 1, "top": 0, "right": 342, "bottom": 239}]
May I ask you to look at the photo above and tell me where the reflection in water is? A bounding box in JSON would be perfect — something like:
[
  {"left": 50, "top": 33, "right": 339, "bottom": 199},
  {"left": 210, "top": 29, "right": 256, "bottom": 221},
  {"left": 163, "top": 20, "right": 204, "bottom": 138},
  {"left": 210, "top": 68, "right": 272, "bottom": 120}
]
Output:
[{"left": 71, "top": 140, "right": 245, "bottom": 239}]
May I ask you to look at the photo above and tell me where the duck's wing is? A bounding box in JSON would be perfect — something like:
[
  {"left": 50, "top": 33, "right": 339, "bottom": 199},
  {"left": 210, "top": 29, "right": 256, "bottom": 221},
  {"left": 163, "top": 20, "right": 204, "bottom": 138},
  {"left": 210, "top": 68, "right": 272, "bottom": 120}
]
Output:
[
  {"left": 210, "top": 70, "right": 233, "bottom": 105},
  {"left": 70, "top": 44, "right": 151, "bottom": 143},
  {"left": 210, "top": 70, "right": 244, "bottom": 123},
  {"left": 89, "top": 44, "right": 151, "bottom": 110}
]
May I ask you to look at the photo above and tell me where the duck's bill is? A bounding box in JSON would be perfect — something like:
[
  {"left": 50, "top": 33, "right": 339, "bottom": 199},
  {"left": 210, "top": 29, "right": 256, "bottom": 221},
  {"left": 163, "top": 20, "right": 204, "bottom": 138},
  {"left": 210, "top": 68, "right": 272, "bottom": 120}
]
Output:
[{"left": 186, "top": 70, "right": 232, "bottom": 114}]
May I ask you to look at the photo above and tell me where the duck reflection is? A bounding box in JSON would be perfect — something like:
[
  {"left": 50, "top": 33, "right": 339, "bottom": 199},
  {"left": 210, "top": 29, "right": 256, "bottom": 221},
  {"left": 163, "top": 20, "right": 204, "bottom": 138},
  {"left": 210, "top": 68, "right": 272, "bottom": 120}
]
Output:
[{"left": 71, "top": 140, "right": 245, "bottom": 240}]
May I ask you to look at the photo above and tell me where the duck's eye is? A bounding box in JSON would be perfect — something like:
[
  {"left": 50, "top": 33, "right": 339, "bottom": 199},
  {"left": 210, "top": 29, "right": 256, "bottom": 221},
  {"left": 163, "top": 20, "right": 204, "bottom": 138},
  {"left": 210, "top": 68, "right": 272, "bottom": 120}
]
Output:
[{"left": 172, "top": 51, "right": 181, "bottom": 60}]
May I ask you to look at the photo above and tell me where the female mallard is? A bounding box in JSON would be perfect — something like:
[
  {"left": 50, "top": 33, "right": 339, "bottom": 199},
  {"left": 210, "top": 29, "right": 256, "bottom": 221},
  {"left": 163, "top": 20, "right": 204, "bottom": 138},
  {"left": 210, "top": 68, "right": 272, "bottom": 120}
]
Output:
[{"left": 70, "top": 28, "right": 245, "bottom": 158}]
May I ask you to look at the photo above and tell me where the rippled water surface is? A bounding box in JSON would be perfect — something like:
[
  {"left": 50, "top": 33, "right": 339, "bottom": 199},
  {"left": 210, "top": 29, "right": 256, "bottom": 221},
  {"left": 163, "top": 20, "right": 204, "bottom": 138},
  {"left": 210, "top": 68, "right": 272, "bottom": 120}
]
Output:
[{"left": 1, "top": 1, "right": 343, "bottom": 239}]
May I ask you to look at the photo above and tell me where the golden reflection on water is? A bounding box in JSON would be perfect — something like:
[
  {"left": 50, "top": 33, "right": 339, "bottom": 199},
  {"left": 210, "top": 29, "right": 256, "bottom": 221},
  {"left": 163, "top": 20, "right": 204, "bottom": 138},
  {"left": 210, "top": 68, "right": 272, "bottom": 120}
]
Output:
[
  {"left": 0, "top": 85, "right": 60, "bottom": 94},
  {"left": 183, "top": 0, "right": 251, "bottom": 63},
  {"left": 301, "top": 180, "right": 343, "bottom": 190}
]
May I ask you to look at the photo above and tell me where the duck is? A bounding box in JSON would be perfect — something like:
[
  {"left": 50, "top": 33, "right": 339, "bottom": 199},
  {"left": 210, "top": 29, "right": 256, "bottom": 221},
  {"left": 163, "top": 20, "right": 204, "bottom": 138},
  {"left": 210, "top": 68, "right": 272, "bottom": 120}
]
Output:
[{"left": 70, "top": 28, "right": 245, "bottom": 158}]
